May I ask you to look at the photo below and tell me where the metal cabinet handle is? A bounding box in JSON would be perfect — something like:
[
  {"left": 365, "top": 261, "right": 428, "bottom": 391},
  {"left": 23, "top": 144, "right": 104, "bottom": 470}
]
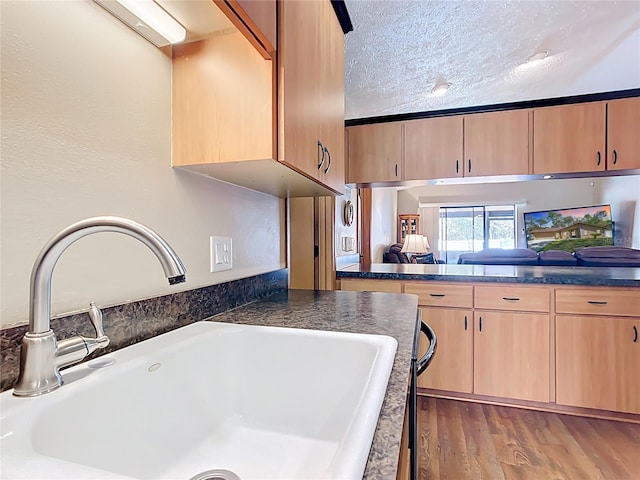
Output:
[
  {"left": 468, "top": 159, "right": 472, "bottom": 173},
  {"left": 417, "top": 320, "right": 437, "bottom": 376},
  {"left": 456, "top": 160, "right": 459, "bottom": 173},
  {"left": 633, "top": 325, "right": 638, "bottom": 343},
  {"left": 395, "top": 163, "right": 398, "bottom": 177},
  {"left": 429, "top": 293, "right": 445, "bottom": 297},
  {"left": 479, "top": 316, "right": 483, "bottom": 332},
  {"left": 323, "top": 147, "right": 331, "bottom": 174},
  {"left": 597, "top": 151, "right": 601, "bottom": 166},
  {"left": 587, "top": 300, "right": 608, "bottom": 305},
  {"left": 613, "top": 149, "right": 618, "bottom": 165},
  {"left": 464, "top": 315, "right": 468, "bottom": 331},
  {"left": 317, "top": 141, "right": 325, "bottom": 169},
  {"left": 502, "top": 297, "right": 520, "bottom": 301}
]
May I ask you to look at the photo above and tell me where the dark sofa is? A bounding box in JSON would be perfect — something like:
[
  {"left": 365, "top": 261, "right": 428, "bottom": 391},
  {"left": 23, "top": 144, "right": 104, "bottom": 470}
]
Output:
[{"left": 457, "top": 246, "right": 640, "bottom": 267}]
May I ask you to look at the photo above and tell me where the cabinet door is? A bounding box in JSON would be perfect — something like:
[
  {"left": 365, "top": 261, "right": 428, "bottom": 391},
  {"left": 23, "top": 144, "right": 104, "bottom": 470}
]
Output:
[
  {"left": 418, "top": 308, "right": 473, "bottom": 393},
  {"left": 607, "top": 97, "right": 640, "bottom": 171},
  {"left": 473, "top": 311, "right": 550, "bottom": 402},
  {"left": 278, "top": 0, "right": 322, "bottom": 179},
  {"left": 532, "top": 103, "right": 606, "bottom": 174},
  {"left": 464, "top": 110, "right": 529, "bottom": 177},
  {"left": 347, "top": 123, "right": 403, "bottom": 183},
  {"left": 318, "top": 0, "right": 345, "bottom": 193},
  {"left": 404, "top": 116, "right": 463, "bottom": 180},
  {"left": 556, "top": 315, "right": 640, "bottom": 414}
]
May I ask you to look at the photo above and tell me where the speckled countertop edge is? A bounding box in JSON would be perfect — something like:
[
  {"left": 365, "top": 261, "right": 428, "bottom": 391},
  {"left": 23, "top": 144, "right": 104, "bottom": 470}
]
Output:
[
  {"left": 205, "top": 289, "right": 419, "bottom": 480},
  {"left": 337, "top": 263, "right": 640, "bottom": 287}
]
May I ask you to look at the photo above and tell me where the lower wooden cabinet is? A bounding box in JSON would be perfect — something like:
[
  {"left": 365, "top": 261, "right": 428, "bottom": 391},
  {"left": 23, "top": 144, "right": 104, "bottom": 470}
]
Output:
[
  {"left": 339, "top": 278, "right": 639, "bottom": 418},
  {"left": 556, "top": 315, "right": 640, "bottom": 414},
  {"left": 473, "top": 311, "right": 550, "bottom": 403},
  {"left": 418, "top": 308, "right": 473, "bottom": 393}
]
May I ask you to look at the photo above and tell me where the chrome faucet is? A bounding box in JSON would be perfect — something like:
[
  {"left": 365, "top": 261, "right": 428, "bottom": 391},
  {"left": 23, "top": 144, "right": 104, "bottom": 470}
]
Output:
[{"left": 13, "top": 216, "right": 186, "bottom": 397}]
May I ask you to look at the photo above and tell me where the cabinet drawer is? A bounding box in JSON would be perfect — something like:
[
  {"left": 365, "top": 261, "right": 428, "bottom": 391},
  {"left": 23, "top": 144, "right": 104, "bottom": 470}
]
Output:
[
  {"left": 474, "top": 285, "right": 550, "bottom": 312},
  {"left": 339, "top": 278, "right": 402, "bottom": 293},
  {"left": 404, "top": 282, "right": 473, "bottom": 308},
  {"left": 555, "top": 288, "right": 640, "bottom": 317}
]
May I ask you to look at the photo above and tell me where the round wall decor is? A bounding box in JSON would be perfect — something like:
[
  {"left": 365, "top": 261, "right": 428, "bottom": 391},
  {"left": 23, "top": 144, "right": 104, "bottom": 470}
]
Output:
[{"left": 343, "top": 200, "right": 354, "bottom": 226}]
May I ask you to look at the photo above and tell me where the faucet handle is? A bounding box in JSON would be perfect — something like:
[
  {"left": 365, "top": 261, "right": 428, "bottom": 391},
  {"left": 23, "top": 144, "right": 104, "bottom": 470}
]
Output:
[{"left": 88, "top": 302, "right": 106, "bottom": 338}]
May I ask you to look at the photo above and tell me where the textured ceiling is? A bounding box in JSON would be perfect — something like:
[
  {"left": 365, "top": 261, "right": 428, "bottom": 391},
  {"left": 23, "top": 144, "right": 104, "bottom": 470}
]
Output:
[{"left": 344, "top": 0, "right": 640, "bottom": 120}]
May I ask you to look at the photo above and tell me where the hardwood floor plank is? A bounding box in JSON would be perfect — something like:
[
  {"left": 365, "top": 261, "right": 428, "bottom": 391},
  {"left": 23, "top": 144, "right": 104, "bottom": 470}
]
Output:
[
  {"left": 417, "top": 397, "right": 440, "bottom": 480},
  {"left": 560, "top": 415, "right": 639, "bottom": 479},
  {"left": 417, "top": 397, "right": 640, "bottom": 480},
  {"left": 464, "top": 402, "right": 506, "bottom": 480},
  {"left": 435, "top": 398, "right": 474, "bottom": 479}
]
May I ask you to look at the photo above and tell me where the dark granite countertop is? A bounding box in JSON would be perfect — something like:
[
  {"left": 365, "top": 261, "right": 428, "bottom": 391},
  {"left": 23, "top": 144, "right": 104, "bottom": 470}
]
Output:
[
  {"left": 205, "top": 289, "right": 418, "bottom": 480},
  {"left": 337, "top": 263, "right": 640, "bottom": 287}
]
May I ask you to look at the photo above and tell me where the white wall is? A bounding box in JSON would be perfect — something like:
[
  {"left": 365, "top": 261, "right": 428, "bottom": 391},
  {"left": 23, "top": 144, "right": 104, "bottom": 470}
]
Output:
[
  {"left": 0, "top": 1, "right": 285, "bottom": 328},
  {"left": 594, "top": 175, "right": 640, "bottom": 248},
  {"left": 397, "top": 177, "right": 602, "bottom": 256},
  {"left": 370, "top": 188, "right": 397, "bottom": 262}
]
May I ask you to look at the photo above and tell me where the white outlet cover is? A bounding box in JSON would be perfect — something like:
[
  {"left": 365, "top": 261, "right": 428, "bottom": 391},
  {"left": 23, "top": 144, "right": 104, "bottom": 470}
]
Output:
[{"left": 210, "top": 236, "right": 232, "bottom": 272}]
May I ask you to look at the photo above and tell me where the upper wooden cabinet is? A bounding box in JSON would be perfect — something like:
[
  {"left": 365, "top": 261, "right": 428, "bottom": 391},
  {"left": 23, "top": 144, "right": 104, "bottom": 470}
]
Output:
[
  {"left": 347, "top": 122, "right": 403, "bottom": 184},
  {"left": 464, "top": 109, "right": 530, "bottom": 177},
  {"left": 404, "top": 116, "right": 463, "bottom": 180},
  {"left": 533, "top": 102, "right": 606, "bottom": 174},
  {"left": 350, "top": 109, "right": 531, "bottom": 184},
  {"left": 533, "top": 99, "right": 640, "bottom": 174},
  {"left": 607, "top": 97, "right": 640, "bottom": 171},
  {"left": 279, "top": 0, "right": 345, "bottom": 194},
  {"left": 172, "top": 0, "right": 346, "bottom": 198},
  {"left": 348, "top": 95, "right": 639, "bottom": 185}
]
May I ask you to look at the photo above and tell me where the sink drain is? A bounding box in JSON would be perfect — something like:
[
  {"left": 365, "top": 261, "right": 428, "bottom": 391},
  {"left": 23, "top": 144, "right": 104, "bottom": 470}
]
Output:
[{"left": 189, "top": 469, "right": 241, "bottom": 480}]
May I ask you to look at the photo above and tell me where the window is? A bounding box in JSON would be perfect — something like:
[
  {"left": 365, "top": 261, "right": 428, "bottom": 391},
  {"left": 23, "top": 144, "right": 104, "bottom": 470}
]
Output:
[{"left": 439, "top": 205, "right": 516, "bottom": 264}]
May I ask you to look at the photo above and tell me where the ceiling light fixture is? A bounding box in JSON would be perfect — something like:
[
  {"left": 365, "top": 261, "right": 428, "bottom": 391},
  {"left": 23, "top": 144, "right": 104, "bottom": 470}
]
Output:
[
  {"left": 526, "top": 50, "right": 550, "bottom": 64},
  {"left": 430, "top": 77, "right": 451, "bottom": 96},
  {"left": 94, "top": 0, "right": 186, "bottom": 47}
]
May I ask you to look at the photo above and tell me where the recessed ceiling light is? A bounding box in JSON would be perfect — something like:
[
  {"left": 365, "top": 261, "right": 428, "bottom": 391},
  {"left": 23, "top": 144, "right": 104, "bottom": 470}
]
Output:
[
  {"left": 431, "top": 78, "right": 451, "bottom": 96},
  {"left": 526, "top": 50, "right": 550, "bottom": 64}
]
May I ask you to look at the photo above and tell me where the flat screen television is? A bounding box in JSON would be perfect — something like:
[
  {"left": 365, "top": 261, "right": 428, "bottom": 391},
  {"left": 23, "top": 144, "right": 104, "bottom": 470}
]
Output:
[{"left": 524, "top": 204, "right": 614, "bottom": 252}]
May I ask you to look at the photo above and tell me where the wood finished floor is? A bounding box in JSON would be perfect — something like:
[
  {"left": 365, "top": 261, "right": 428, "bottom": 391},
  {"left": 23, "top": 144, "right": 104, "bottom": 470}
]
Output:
[{"left": 417, "top": 397, "right": 640, "bottom": 480}]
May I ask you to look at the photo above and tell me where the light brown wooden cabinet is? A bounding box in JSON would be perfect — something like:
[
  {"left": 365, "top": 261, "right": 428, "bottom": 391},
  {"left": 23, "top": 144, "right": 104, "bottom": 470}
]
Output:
[
  {"left": 607, "top": 97, "right": 640, "bottom": 171},
  {"left": 279, "top": 0, "right": 345, "bottom": 194},
  {"left": 555, "top": 286, "right": 640, "bottom": 414},
  {"left": 351, "top": 109, "right": 530, "bottom": 184},
  {"left": 533, "top": 102, "right": 606, "bottom": 174},
  {"left": 172, "top": 0, "right": 344, "bottom": 198},
  {"left": 347, "top": 122, "right": 403, "bottom": 184},
  {"left": 533, "top": 97, "right": 640, "bottom": 175},
  {"left": 339, "top": 278, "right": 640, "bottom": 419},
  {"left": 404, "top": 116, "right": 463, "bottom": 180},
  {"left": 556, "top": 315, "right": 640, "bottom": 414},
  {"left": 473, "top": 311, "right": 550, "bottom": 402},
  {"left": 419, "top": 307, "right": 473, "bottom": 393},
  {"left": 464, "top": 109, "right": 530, "bottom": 177}
]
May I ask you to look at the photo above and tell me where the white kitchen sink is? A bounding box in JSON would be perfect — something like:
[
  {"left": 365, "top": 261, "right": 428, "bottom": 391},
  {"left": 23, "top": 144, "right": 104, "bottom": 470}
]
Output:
[{"left": 0, "top": 321, "right": 397, "bottom": 480}]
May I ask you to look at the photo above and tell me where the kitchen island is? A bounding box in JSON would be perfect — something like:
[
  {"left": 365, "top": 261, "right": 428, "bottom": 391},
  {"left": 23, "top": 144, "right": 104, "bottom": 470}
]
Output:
[
  {"left": 338, "top": 263, "right": 640, "bottom": 423},
  {"left": 207, "top": 289, "right": 419, "bottom": 479},
  {"left": 337, "top": 262, "right": 640, "bottom": 287}
]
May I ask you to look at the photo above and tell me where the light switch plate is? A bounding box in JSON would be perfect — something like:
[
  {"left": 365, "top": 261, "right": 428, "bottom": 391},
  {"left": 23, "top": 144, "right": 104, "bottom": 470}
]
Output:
[{"left": 210, "top": 236, "right": 232, "bottom": 272}]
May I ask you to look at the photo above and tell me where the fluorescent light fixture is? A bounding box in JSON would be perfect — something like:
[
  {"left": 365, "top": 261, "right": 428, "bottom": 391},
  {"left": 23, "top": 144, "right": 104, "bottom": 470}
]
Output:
[{"left": 94, "top": 0, "right": 186, "bottom": 47}]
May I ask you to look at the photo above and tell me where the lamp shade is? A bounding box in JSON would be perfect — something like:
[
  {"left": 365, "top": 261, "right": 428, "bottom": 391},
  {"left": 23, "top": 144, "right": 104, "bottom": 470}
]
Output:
[{"left": 401, "top": 234, "right": 430, "bottom": 253}]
